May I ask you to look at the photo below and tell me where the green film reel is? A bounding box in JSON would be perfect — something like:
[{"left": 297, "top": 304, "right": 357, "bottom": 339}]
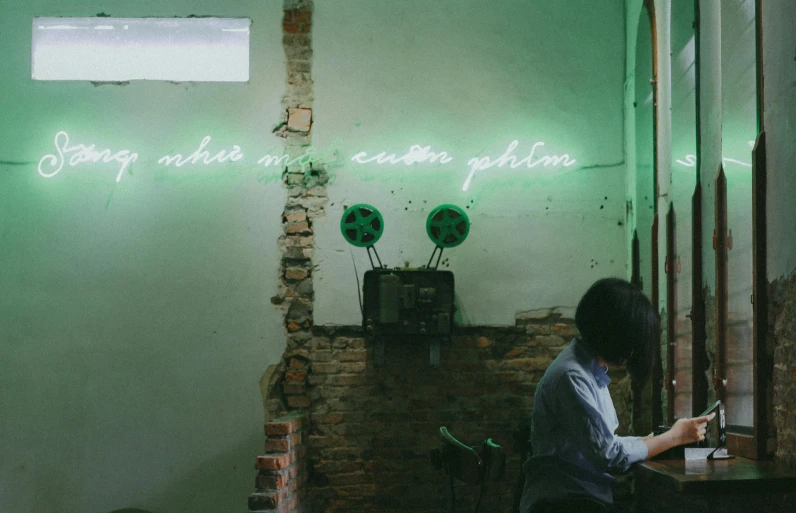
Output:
[
  {"left": 340, "top": 204, "right": 384, "bottom": 247},
  {"left": 426, "top": 204, "right": 470, "bottom": 248}
]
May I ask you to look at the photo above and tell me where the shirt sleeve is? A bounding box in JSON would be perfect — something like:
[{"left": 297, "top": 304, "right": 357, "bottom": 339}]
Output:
[{"left": 551, "top": 370, "right": 649, "bottom": 472}]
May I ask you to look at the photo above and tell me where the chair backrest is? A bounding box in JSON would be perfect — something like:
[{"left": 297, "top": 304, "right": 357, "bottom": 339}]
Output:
[{"left": 438, "top": 426, "right": 484, "bottom": 485}]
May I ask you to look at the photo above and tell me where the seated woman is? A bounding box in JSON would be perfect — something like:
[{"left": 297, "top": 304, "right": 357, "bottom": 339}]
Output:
[{"left": 519, "top": 278, "right": 713, "bottom": 513}]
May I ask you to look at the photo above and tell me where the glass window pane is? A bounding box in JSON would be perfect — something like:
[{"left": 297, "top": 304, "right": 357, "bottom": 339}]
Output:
[{"left": 721, "top": 0, "right": 756, "bottom": 429}]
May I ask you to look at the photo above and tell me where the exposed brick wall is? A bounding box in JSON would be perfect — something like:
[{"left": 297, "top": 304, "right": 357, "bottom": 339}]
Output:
[
  {"left": 253, "top": 4, "right": 319, "bottom": 510},
  {"left": 263, "top": 311, "right": 634, "bottom": 513},
  {"left": 250, "top": 413, "right": 309, "bottom": 513},
  {"left": 771, "top": 272, "right": 796, "bottom": 465}
]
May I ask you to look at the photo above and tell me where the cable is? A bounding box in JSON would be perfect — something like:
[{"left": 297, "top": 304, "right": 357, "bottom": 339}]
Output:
[{"left": 349, "top": 245, "right": 364, "bottom": 315}]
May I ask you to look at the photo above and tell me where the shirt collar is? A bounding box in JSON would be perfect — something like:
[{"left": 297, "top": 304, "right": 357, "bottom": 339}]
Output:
[{"left": 573, "top": 338, "right": 611, "bottom": 388}]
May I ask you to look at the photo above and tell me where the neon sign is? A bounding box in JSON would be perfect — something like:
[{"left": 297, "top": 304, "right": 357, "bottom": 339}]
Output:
[
  {"left": 676, "top": 140, "right": 754, "bottom": 169},
  {"left": 38, "top": 130, "right": 138, "bottom": 182},
  {"left": 462, "top": 140, "right": 576, "bottom": 191},
  {"left": 351, "top": 145, "right": 453, "bottom": 166},
  {"left": 675, "top": 154, "right": 752, "bottom": 168},
  {"left": 259, "top": 140, "right": 342, "bottom": 173},
  {"left": 37, "top": 132, "right": 578, "bottom": 191},
  {"left": 158, "top": 136, "right": 244, "bottom": 167}
]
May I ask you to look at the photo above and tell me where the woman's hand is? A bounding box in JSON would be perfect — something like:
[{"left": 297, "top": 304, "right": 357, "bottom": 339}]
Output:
[
  {"left": 669, "top": 413, "right": 716, "bottom": 445},
  {"left": 643, "top": 412, "right": 716, "bottom": 459}
]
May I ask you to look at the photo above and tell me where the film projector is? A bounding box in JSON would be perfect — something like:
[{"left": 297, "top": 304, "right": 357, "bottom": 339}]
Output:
[{"left": 339, "top": 203, "right": 470, "bottom": 367}]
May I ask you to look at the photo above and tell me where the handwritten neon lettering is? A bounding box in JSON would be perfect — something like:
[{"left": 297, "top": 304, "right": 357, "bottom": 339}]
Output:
[
  {"left": 351, "top": 145, "right": 454, "bottom": 166},
  {"left": 286, "top": 146, "right": 321, "bottom": 172},
  {"left": 258, "top": 140, "right": 342, "bottom": 172},
  {"left": 675, "top": 155, "right": 697, "bottom": 167},
  {"left": 257, "top": 153, "right": 289, "bottom": 167},
  {"left": 675, "top": 154, "right": 751, "bottom": 168},
  {"left": 722, "top": 158, "right": 752, "bottom": 168},
  {"left": 462, "top": 141, "right": 576, "bottom": 191},
  {"left": 37, "top": 133, "right": 581, "bottom": 190},
  {"left": 158, "top": 136, "right": 244, "bottom": 167},
  {"left": 38, "top": 131, "right": 138, "bottom": 182}
]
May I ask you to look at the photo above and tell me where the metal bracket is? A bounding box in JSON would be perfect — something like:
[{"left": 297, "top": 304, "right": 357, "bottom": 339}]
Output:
[
  {"left": 366, "top": 245, "right": 384, "bottom": 270},
  {"left": 427, "top": 245, "right": 444, "bottom": 270}
]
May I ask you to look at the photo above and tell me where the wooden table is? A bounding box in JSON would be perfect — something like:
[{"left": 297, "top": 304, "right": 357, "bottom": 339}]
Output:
[{"left": 633, "top": 457, "right": 796, "bottom": 513}]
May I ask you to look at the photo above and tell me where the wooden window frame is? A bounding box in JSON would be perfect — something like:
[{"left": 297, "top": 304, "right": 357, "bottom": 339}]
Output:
[
  {"left": 645, "top": 0, "right": 664, "bottom": 432},
  {"left": 691, "top": 182, "right": 709, "bottom": 418},
  {"left": 665, "top": 204, "right": 675, "bottom": 424},
  {"left": 689, "top": 0, "right": 710, "bottom": 421}
]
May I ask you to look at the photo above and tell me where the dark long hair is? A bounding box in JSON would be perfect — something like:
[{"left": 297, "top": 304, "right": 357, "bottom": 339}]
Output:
[{"left": 575, "top": 278, "right": 658, "bottom": 385}]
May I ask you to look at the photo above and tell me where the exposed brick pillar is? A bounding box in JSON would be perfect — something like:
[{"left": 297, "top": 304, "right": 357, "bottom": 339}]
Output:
[
  {"left": 266, "top": 0, "right": 324, "bottom": 418},
  {"left": 249, "top": 413, "right": 309, "bottom": 513}
]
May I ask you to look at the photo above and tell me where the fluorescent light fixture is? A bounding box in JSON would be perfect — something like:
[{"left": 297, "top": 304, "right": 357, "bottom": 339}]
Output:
[{"left": 32, "top": 17, "right": 251, "bottom": 82}]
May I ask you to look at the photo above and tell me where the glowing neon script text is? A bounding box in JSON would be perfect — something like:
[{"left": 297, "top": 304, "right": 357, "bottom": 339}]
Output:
[
  {"left": 351, "top": 145, "right": 453, "bottom": 166},
  {"left": 675, "top": 154, "right": 752, "bottom": 168},
  {"left": 258, "top": 140, "right": 342, "bottom": 173},
  {"left": 158, "top": 136, "right": 244, "bottom": 167},
  {"left": 38, "top": 131, "right": 139, "bottom": 182},
  {"left": 462, "top": 140, "right": 576, "bottom": 191}
]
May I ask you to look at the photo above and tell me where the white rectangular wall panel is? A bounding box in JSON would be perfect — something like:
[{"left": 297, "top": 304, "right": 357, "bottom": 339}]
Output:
[{"left": 32, "top": 17, "right": 251, "bottom": 82}]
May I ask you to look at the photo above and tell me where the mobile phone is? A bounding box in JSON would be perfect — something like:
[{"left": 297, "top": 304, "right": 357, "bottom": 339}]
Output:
[{"left": 699, "top": 400, "right": 721, "bottom": 418}]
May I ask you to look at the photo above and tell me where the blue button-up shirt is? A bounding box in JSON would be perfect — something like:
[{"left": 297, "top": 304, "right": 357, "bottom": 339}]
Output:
[{"left": 520, "top": 339, "right": 648, "bottom": 510}]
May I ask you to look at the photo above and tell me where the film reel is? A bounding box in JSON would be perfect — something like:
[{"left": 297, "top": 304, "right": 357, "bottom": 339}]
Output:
[
  {"left": 340, "top": 204, "right": 384, "bottom": 248},
  {"left": 426, "top": 204, "right": 470, "bottom": 248}
]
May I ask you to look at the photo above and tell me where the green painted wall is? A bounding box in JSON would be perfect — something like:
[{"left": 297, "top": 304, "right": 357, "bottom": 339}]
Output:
[
  {"left": 0, "top": 1, "right": 286, "bottom": 512},
  {"left": 310, "top": 0, "right": 629, "bottom": 326}
]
